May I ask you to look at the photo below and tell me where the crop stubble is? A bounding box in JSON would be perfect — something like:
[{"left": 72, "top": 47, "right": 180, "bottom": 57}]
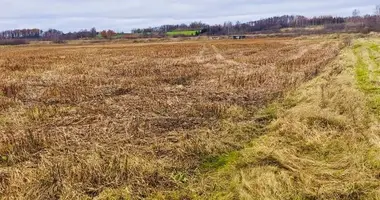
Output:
[{"left": 0, "top": 38, "right": 341, "bottom": 199}]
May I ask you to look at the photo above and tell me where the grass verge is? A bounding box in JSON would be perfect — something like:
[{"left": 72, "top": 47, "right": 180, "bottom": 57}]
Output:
[{"left": 156, "top": 39, "right": 380, "bottom": 199}]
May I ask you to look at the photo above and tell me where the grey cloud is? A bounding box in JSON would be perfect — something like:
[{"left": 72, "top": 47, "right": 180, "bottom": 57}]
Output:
[{"left": 0, "top": 0, "right": 378, "bottom": 32}]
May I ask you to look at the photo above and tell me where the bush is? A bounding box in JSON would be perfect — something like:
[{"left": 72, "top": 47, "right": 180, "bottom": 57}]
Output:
[
  {"left": 52, "top": 39, "right": 67, "bottom": 44},
  {"left": 0, "top": 39, "right": 29, "bottom": 46}
]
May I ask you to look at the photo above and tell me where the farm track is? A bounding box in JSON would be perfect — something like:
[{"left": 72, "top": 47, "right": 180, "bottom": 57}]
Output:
[
  {"left": 184, "top": 38, "right": 380, "bottom": 199},
  {"left": 211, "top": 44, "right": 248, "bottom": 67},
  {"left": 196, "top": 44, "right": 207, "bottom": 63}
]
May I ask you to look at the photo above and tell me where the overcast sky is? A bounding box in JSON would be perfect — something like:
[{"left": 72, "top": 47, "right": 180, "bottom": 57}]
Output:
[{"left": 0, "top": 0, "right": 378, "bottom": 32}]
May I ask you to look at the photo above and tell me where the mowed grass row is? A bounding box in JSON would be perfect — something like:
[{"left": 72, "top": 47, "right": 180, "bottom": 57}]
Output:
[
  {"left": 354, "top": 41, "right": 380, "bottom": 115},
  {"left": 164, "top": 39, "right": 380, "bottom": 199},
  {"left": 0, "top": 37, "right": 344, "bottom": 199}
]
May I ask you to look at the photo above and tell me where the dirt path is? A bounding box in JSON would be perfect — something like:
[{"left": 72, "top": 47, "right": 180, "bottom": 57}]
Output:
[
  {"left": 211, "top": 44, "right": 248, "bottom": 67},
  {"left": 286, "top": 42, "right": 327, "bottom": 61},
  {"left": 195, "top": 44, "right": 207, "bottom": 64},
  {"left": 362, "top": 47, "right": 375, "bottom": 82},
  {"left": 354, "top": 41, "right": 380, "bottom": 84}
]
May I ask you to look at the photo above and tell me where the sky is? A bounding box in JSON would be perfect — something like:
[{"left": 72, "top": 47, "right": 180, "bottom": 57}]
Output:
[{"left": 0, "top": 0, "right": 378, "bottom": 32}]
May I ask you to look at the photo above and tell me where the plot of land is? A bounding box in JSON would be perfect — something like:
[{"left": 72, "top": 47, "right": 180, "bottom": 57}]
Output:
[
  {"left": 191, "top": 38, "right": 380, "bottom": 200},
  {"left": 166, "top": 30, "right": 199, "bottom": 36},
  {"left": 0, "top": 37, "right": 347, "bottom": 199}
]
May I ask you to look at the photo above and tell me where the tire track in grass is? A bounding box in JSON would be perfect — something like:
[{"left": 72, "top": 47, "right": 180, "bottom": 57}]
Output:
[
  {"left": 196, "top": 44, "right": 207, "bottom": 64},
  {"left": 171, "top": 40, "right": 380, "bottom": 199},
  {"left": 354, "top": 41, "right": 380, "bottom": 116},
  {"left": 211, "top": 44, "right": 248, "bottom": 68},
  {"left": 369, "top": 44, "right": 380, "bottom": 83}
]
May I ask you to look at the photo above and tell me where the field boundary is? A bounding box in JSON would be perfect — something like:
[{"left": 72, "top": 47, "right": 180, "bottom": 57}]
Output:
[{"left": 156, "top": 39, "right": 380, "bottom": 199}]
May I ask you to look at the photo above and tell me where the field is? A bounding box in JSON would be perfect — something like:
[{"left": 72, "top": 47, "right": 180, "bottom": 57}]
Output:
[
  {"left": 166, "top": 30, "right": 199, "bottom": 36},
  {"left": 0, "top": 36, "right": 379, "bottom": 199}
]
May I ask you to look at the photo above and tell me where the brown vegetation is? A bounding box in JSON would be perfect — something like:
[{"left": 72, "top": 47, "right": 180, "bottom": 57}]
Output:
[
  {"left": 0, "top": 37, "right": 343, "bottom": 199},
  {"left": 0, "top": 40, "right": 29, "bottom": 46},
  {"left": 184, "top": 39, "right": 380, "bottom": 199}
]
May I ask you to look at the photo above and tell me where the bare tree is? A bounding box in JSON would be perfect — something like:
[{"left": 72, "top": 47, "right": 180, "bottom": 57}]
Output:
[
  {"left": 352, "top": 9, "right": 361, "bottom": 17},
  {"left": 90, "top": 27, "right": 97, "bottom": 38},
  {"left": 376, "top": 5, "right": 380, "bottom": 16}
]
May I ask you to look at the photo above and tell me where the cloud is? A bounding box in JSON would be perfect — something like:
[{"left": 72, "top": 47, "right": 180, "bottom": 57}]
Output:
[{"left": 0, "top": 0, "right": 378, "bottom": 32}]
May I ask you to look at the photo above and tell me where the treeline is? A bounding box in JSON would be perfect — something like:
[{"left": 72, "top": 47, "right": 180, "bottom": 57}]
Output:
[
  {"left": 43, "top": 28, "right": 98, "bottom": 40},
  {"left": 131, "top": 16, "right": 347, "bottom": 35},
  {"left": 0, "top": 29, "right": 42, "bottom": 39},
  {"left": 0, "top": 28, "right": 98, "bottom": 40},
  {"left": 132, "top": 21, "right": 208, "bottom": 34},
  {"left": 132, "top": 15, "right": 380, "bottom": 36},
  {"left": 1, "top": 5, "right": 380, "bottom": 42},
  {"left": 132, "top": 6, "right": 380, "bottom": 35}
]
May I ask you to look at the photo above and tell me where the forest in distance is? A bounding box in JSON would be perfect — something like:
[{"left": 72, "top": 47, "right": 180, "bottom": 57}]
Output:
[{"left": 0, "top": 5, "right": 380, "bottom": 42}]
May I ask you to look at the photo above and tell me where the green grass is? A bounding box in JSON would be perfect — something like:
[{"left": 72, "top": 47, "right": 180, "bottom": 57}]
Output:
[
  {"left": 370, "top": 44, "right": 379, "bottom": 52},
  {"left": 354, "top": 45, "right": 373, "bottom": 91},
  {"left": 166, "top": 30, "right": 199, "bottom": 36},
  {"left": 354, "top": 42, "right": 380, "bottom": 115},
  {"left": 202, "top": 151, "right": 240, "bottom": 171},
  {"left": 160, "top": 41, "right": 380, "bottom": 199},
  {"left": 144, "top": 39, "right": 380, "bottom": 200}
]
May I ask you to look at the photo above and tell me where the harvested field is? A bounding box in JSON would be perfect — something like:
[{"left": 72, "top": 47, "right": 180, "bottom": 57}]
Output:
[
  {"left": 0, "top": 38, "right": 343, "bottom": 199},
  {"left": 188, "top": 38, "right": 380, "bottom": 200}
]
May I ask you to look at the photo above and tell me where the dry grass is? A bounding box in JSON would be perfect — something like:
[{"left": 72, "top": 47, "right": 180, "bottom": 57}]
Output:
[
  {"left": 182, "top": 38, "right": 380, "bottom": 200},
  {"left": 0, "top": 37, "right": 344, "bottom": 199}
]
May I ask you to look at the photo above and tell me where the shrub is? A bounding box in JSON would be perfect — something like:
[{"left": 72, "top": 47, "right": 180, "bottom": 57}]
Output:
[
  {"left": 52, "top": 39, "right": 67, "bottom": 44},
  {"left": 0, "top": 39, "right": 29, "bottom": 46}
]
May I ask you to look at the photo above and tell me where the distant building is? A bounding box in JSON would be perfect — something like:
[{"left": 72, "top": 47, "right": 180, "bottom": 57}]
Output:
[
  {"left": 232, "top": 35, "right": 246, "bottom": 39},
  {"left": 210, "top": 36, "right": 220, "bottom": 40}
]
